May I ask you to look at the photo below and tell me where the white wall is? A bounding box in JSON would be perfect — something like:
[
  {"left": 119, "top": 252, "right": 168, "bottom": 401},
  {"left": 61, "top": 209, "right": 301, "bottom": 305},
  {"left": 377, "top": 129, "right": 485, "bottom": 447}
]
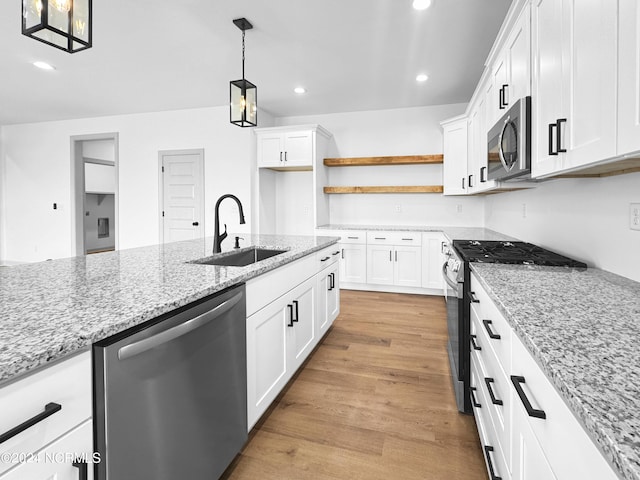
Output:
[
  {"left": 0, "top": 106, "right": 275, "bottom": 263},
  {"left": 85, "top": 163, "right": 116, "bottom": 193},
  {"left": 485, "top": 172, "right": 640, "bottom": 282},
  {"left": 276, "top": 104, "right": 484, "bottom": 227}
]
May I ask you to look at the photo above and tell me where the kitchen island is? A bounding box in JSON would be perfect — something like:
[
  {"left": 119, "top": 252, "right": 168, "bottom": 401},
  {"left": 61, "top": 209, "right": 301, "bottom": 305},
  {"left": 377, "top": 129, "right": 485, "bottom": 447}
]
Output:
[
  {"left": 0, "top": 234, "right": 339, "bottom": 385},
  {"left": 471, "top": 263, "right": 640, "bottom": 480}
]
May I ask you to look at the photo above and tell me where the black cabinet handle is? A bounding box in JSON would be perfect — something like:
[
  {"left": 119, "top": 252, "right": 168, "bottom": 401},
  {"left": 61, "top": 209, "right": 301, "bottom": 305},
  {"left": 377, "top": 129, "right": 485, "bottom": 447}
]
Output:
[
  {"left": 470, "top": 386, "right": 481, "bottom": 408},
  {"left": 480, "top": 166, "right": 487, "bottom": 183},
  {"left": 511, "top": 375, "right": 547, "bottom": 419},
  {"left": 470, "top": 334, "right": 482, "bottom": 351},
  {"left": 484, "top": 445, "right": 503, "bottom": 480},
  {"left": 484, "top": 377, "right": 503, "bottom": 406},
  {"left": 548, "top": 122, "right": 558, "bottom": 156},
  {"left": 482, "top": 319, "right": 501, "bottom": 339},
  {"left": 330, "top": 273, "right": 335, "bottom": 290},
  {"left": 284, "top": 151, "right": 288, "bottom": 162},
  {"left": 461, "top": 177, "right": 465, "bottom": 190},
  {"left": 0, "top": 402, "right": 62, "bottom": 444},
  {"left": 341, "top": 248, "right": 344, "bottom": 259},
  {"left": 502, "top": 84, "right": 509, "bottom": 108},
  {"left": 556, "top": 118, "right": 567, "bottom": 153},
  {"left": 468, "top": 174, "right": 473, "bottom": 188},
  {"left": 468, "top": 291, "right": 480, "bottom": 303},
  {"left": 320, "top": 256, "right": 330, "bottom": 262},
  {"left": 332, "top": 250, "right": 340, "bottom": 256},
  {"left": 292, "top": 300, "right": 299, "bottom": 322},
  {"left": 347, "top": 236, "right": 359, "bottom": 239},
  {"left": 389, "top": 250, "right": 392, "bottom": 262},
  {"left": 192, "top": 221, "right": 199, "bottom": 226},
  {"left": 287, "top": 304, "right": 294, "bottom": 327},
  {"left": 499, "top": 86, "right": 505, "bottom": 109},
  {"left": 374, "top": 237, "right": 386, "bottom": 240},
  {"left": 395, "top": 251, "right": 398, "bottom": 262},
  {"left": 73, "top": 459, "right": 88, "bottom": 480},
  {"left": 401, "top": 238, "right": 413, "bottom": 241},
  {"left": 280, "top": 151, "right": 283, "bottom": 162}
]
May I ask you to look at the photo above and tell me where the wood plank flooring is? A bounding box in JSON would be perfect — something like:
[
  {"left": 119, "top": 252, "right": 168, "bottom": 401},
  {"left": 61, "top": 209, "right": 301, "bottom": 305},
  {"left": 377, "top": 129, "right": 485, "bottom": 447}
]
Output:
[{"left": 222, "top": 290, "right": 485, "bottom": 480}]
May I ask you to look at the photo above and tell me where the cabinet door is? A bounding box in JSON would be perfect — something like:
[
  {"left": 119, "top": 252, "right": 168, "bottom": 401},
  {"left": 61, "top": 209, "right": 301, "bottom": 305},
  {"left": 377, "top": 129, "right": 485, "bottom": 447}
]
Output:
[
  {"left": 246, "top": 295, "right": 289, "bottom": 428},
  {"left": 532, "top": 0, "right": 565, "bottom": 178},
  {"left": 506, "top": 6, "right": 531, "bottom": 105},
  {"left": 443, "top": 119, "right": 468, "bottom": 195},
  {"left": 317, "top": 264, "right": 340, "bottom": 338},
  {"left": 421, "top": 233, "right": 445, "bottom": 291},
  {"left": 393, "top": 246, "right": 422, "bottom": 288},
  {"left": 366, "top": 245, "right": 394, "bottom": 285},
  {"left": 257, "top": 133, "right": 284, "bottom": 168},
  {"left": 340, "top": 244, "right": 367, "bottom": 284},
  {"left": 467, "top": 107, "right": 480, "bottom": 194},
  {"left": 288, "top": 277, "right": 317, "bottom": 372},
  {"left": 283, "top": 131, "right": 313, "bottom": 167},
  {"left": 0, "top": 420, "right": 94, "bottom": 480},
  {"left": 491, "top": 53, "right": 509, "bottom": 122},
  {"left": 619, "top": 0, "right": 640, "bottom": 154},
  {"left": 562, "top": 0, "right": 617, "bottom": 169}
]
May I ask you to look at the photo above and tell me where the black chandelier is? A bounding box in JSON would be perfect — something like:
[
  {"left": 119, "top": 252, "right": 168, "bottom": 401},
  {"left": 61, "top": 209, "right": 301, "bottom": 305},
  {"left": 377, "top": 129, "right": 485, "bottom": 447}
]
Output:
[
  {"left": 22, "top": 0, "right": 92, "bottom": 53},
  {"left": 230, "top": 18, "right": 257, "bottom": 127}
]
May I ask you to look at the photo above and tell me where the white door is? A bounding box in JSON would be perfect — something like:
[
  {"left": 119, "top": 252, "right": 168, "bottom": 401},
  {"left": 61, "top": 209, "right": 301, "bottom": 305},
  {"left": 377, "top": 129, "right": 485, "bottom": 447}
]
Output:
[
  {"left": 288, "top": 277, "right": 317, "bottom": 372},
  {"left": 160, "top": 149, "right": 204, "bottom": 243},
  {"left": 340, "top": 244, "right": 367, "bottom": 284},
  {"left": 283, "top": 131, "right": 313, "bottom": 167},
  {"left": 366, "top": 245, "right": 394, "bottom": 285},
  {"left": 421, "top": 233, "right": 445, "bottom": 290},
  {"left": 442, "top": 119, "right": 468, "bottom": 195},
  {"left": 393, "top": 246, "right": 422, "bottom": 288},
  {"left": 257, "top": 133, "right": 284, "bottom": 168}
]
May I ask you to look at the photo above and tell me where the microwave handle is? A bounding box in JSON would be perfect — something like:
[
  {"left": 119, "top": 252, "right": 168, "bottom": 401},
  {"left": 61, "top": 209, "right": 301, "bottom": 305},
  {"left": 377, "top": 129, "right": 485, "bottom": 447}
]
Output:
[{"left": 498, "top": 116, "right": 511, "bottom": 171}]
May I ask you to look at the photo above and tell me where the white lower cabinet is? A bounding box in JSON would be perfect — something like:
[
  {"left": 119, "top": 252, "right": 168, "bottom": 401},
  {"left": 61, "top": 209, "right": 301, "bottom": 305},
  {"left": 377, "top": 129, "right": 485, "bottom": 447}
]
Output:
[
  {"left": 339, "top": 243, "right": 367, "bottom": 284},
  {"left": 366, "top": 245, "right": 421, "bottom": 287},
  {"left": 421, "top": 232, "right": 445, "bottom": 290},
  {"left": 317, "top": 262, "right": 340, "bottom": 338},
  {"left": 366, "top": 244, "right": 395, "bottom": 285},
  {"left": 470, "top": 272, "right": 619, "bottom": 480}
]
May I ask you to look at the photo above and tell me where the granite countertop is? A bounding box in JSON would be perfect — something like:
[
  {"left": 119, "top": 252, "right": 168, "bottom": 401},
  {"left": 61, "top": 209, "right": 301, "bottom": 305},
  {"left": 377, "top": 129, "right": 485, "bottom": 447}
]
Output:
[
  {"left": 316, "top": 224, "right": 516, "bottom": 242},
  {"left": 0, "top": 234, "right": 339, "bottom": 386},
  {"left": 471, "top": 263, "right": 640, "bottom": 480}
]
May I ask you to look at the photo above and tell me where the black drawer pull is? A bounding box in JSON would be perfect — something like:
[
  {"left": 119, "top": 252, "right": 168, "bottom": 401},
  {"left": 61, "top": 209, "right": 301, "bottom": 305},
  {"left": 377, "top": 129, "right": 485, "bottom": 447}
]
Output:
[
  {"left": 556, "top": 118, "right": 567, "bottom": 153},
  {"left": 482, "top": 319, "right": 501, "bottom": 339},
  {"left": 470, "top": 334, "right": 482, "bottom": 351},
  {"left": 0, "top": 402, "right": 62, "bottom": 444},
  {"left": 374, "top": 237, "right": 386, "bottom": 240},
  {"left": 468, "top": 291, "right": 480, "bottom": 303},
  {"left": 332, "top": 250, "right": 340, "bottom": 256},
  {"left": 484, "top": 377, "right": 503, "bottom": 406},
  {"left": 287, "top": 304, "right": 294, "bottom": 327},
  {"left": 320, "top": 256, "right": 330, "bottom": 262},
  {"left": 484, "top": 445, "right": 502, "bottom": 480},
  {"left": 480, "top": 166, "right": 487, "bottom": 183},
  {"left": 292, "top": 300, "right": 299, "bottom": 322},
  {"left": 548, "top": 122, "right": 558, "bottom": 156},
  {"left": 511, "top": 375, "right": 546, "bottom": 419},
  {"left": 347, "top": 236, "right": 359, "bottom": 239},
  {"left": 73, "top": 459, "right": 88, "bottom": 480},
  {"left": 401, "top": 238, "right": 413, "bottom": 241},
  {"left": 470, "top": 386, "right": 481, "bottom": 408}
]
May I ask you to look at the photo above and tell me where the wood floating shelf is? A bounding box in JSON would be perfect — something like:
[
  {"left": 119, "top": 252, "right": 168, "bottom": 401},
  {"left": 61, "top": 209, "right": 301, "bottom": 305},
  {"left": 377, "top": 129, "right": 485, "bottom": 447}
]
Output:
[
  {"left": 323, "top": 185, "right": 444, "bottom": 194},
  {"left": 323, "top": 154, "right": 443, "bottom": 167}
]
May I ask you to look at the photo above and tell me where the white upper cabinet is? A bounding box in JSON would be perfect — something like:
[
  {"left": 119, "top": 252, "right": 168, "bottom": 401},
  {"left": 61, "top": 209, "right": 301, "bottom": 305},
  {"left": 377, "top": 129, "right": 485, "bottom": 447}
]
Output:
[
  {"left": 531, "top": 0, "right": 617, "bottom": 178},
  {"left": 618, "top": 0, "right": 640, "bottom": 155},
  {"left": 255, "top": 125, "right": 330, "bottom": 170},
  {"left": 442, "top": 116, "right": 468, "bottom": 195}
]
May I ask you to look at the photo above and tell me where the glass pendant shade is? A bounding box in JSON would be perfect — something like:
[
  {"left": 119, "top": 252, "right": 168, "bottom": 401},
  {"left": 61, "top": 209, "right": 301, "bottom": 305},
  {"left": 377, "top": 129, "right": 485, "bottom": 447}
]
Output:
[
  {"left": 22, "top": 0, "right": 92, "bottom": 53},
  {"left": 230, "top": 78, "right": 257, "bottom": 127}
]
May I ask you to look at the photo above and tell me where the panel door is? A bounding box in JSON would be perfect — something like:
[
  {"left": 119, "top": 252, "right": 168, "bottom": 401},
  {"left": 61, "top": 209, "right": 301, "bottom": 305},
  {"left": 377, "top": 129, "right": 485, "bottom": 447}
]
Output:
[
  {"left": 326, "top": 264, "right": 340, "bottom": 326},
  {"left": 288, "top": 277, "right": 317, "bottom": 372},
  {"left": 393, "top": 246, "right": 422, "bottom": 288},
  {"left": 618, "top": 0, "right": 640, "bottom": 154},
  {"left": 257, "top": 133, "right": 284, "bottom": 168},
  {"left": 340, "top": 244, "right": 367, "bottom": 284},
  {"left": 316, "top": 264, "right": 340, "bottom": 337},
  {"left": 531, "top": 0, "right": 566, "bottom": 178},
  {"left": 283, "top": 131, "right": 313, "bottom": 167},
  {"left": 442, "top": 119, "right": 468, "bottom": 195},
  {"left": 246, "top": 295, "right": 288, "bottom": 429},
  {"left": 562, "top": 0, "right": 617, "bottom": 169},
  {"left": 366, "top": 245, "right": 394, "bottom": 285},
  {"left": 491, "top": 53, "right": 509, "bottom": 122},
  {"left": 421, "top": 233, "right": 445, "bottom": 291},
  {"left": 161, "top": 150, "right": 204, "bottom": 243}
]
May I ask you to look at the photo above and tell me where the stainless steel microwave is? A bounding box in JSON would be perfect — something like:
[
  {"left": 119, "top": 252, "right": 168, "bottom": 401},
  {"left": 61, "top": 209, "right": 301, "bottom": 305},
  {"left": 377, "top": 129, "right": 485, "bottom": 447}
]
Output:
[{"left": 487, "top": 96, "right": 531, "bottom": 181}]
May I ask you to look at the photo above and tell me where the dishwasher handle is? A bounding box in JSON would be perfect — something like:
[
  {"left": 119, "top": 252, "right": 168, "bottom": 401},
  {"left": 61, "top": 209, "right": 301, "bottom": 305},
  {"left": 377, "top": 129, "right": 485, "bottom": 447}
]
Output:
[{"left": 118, "top": 291, "right": 243, "bottom": 361}]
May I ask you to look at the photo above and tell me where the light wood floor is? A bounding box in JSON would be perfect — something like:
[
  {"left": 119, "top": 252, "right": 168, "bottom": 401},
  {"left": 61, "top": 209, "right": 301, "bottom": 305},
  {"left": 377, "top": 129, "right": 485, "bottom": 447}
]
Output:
[{"left": 222, "top": 290, "right": 485, "bottom": 480}]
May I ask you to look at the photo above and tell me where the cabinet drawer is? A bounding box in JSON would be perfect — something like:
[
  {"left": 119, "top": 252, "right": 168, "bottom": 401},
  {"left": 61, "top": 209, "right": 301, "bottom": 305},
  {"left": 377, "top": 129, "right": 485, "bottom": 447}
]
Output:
[
  {"left": 315, "top": 244, "right": 341, "bottom": 270},
  {"left": 511, "top": 334, "right": 618, "bottom": 480},
  {"left": 366, "top": 231, "right": 422, "bottom": 246},
  {"left": 0, "top": 352, "right": 92, "bottom": 476},
  {"left": 321, "top": 230, "right": 366, "bottom": 244},
  {"left": 470, "top": 273, "right": 512, "bottom": 371}
]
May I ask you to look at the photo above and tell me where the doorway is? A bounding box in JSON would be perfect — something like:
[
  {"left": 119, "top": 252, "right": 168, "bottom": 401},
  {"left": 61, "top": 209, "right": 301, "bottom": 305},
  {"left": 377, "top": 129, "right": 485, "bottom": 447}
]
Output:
[
  {"left": 158, "top": 149, "right": 205, "bottom": 244},
  {"left": 71, "top": 133, "right": 119, "bottom": 256}
]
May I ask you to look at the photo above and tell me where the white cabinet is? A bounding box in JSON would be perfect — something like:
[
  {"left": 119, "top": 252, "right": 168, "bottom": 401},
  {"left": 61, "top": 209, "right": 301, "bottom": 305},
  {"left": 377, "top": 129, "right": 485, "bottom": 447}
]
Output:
[
  {"left": 366, "top": 232, "right": 422, "bottom": 288},
  {"left": 0, "top": 352, "right": 93, "bottom": 478},
  {"left": 256, "top": 130, "right": 314, "bottom": 169},
  {"left": 442, "top": 116, "right": 468, "bottom": 195},
  {"left": 317, "top": 262, "right": 340, "bottom": 338},
  {"left": 421, "top": 232, "right": 446, "bottom": 292},
  {"left": 618, "top": 0, "right": 640, "bottom": 155},
  {"left": 393, "top": 246, "right": 422, "bottom": 288},
  {"left": 366, "top": 244, "right": 395, "bottom": 285},
  {"left": 511, "top": 401, "right": 557, "bottom": 480},
  {"left": 531, "top": 0, "right": 617, "bottom": 178},
  {"left": 340, "top": 244, "right": 367, "bottom": 284}
]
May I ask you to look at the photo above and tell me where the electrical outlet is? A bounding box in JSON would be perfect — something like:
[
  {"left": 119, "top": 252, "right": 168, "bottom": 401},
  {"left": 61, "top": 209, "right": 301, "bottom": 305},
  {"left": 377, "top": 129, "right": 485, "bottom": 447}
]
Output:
[
  {"left": 522, "top": 203, "right": 527, "bottom": 219},
  {"left": 456, "top": 204, "right": 463, "bottom": 214},
  {"left": 631, "top": 203, "right": 640, "bottom": 231},
  {"left": 395, "top": 205, "right": 402, "bottom": 213}
]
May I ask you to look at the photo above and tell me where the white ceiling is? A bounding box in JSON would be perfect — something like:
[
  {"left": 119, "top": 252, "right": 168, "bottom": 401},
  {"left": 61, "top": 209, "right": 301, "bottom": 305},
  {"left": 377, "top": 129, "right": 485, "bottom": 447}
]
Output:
[{"left": 0, "top": 0, "right": 512, "bottom": 126}]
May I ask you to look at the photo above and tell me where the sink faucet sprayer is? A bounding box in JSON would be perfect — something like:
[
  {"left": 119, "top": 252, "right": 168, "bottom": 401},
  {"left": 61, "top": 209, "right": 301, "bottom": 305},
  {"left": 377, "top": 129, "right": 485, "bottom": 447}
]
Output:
[{"left": 213, "top": 194, "right": 246, "bottom": 254}]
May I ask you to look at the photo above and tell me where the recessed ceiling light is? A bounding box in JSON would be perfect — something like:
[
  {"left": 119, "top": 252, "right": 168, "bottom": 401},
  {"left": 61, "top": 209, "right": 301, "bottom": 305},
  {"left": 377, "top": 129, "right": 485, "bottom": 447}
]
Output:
[
  {"left": 413, "top": 0, "right": 432, "bottom": 10},
  {"left": 416, "top": 74, "right": 429, "bottom": 82},
  {"left": 294, "top": 87, "right": 306, "bottom": 94},
  {"left": 33, "top": 61, "right": 55, "bottom": 70}
]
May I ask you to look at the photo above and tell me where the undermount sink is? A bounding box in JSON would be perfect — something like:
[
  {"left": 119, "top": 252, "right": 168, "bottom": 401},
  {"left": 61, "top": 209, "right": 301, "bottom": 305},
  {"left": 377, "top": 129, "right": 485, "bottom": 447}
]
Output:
[{"left": 193, "top": 247, "right": 287, "bottom": 267}]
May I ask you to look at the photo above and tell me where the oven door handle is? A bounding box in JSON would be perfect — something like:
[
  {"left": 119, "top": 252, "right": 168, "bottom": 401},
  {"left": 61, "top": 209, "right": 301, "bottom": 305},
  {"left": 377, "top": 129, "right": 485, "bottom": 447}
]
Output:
[{"left": 441, "top": 262, "right": 459, "bottom": 290}]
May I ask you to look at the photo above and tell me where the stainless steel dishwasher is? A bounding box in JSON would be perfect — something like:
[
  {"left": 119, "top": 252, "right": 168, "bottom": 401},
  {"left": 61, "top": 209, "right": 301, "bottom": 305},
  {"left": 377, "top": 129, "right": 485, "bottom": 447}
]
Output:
[{"left": 93, "top": 284, "right": 247, "bottom": 480}]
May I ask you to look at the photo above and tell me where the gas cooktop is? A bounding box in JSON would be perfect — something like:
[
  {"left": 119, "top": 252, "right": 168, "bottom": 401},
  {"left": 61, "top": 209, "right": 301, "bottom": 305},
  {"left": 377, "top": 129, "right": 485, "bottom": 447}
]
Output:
[{"left": 452, "top": 240, "right": 587, "bottom": 268}]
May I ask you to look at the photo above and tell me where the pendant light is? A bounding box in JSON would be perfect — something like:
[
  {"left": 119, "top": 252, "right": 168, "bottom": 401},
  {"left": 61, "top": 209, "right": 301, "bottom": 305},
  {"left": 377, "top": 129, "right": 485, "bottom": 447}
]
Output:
[
  {"left": 22, "top": 0, "right": 92, "bottom": 53},
  {"left": 230, "top": 18, "right": 257, "bottom": 127}
]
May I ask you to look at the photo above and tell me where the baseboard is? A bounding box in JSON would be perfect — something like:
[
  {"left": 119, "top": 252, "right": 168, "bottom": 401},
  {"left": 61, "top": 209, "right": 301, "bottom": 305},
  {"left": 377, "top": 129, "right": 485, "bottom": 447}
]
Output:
[{"left": 340, "top": 282, "right": 443, "bottom": 296}]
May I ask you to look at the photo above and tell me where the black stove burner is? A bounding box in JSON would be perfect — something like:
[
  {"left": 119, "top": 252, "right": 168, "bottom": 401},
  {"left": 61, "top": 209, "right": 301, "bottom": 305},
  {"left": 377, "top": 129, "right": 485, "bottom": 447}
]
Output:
[{"left": 452, "top": 240, "right": 587, "bottom": 268}]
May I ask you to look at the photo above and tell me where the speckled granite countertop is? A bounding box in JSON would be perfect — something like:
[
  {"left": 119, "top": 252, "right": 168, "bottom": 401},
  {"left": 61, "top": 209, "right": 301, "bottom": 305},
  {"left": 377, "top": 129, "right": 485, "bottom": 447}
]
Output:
[
  {"left": 0, "top": 234, "right": 339, "bottom": 386},
  {"left": 471, "top": 263, "right": 640, "bottom": 480},
  {"left": 317, "top": 224, "right": 516, "bottom": 242}
]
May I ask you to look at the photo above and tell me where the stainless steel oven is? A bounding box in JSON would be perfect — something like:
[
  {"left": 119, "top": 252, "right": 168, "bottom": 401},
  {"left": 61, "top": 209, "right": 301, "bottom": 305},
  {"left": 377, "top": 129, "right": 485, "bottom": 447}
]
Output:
[{"left": 487, "top": 96, "right": 531, "bottom": 181}]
